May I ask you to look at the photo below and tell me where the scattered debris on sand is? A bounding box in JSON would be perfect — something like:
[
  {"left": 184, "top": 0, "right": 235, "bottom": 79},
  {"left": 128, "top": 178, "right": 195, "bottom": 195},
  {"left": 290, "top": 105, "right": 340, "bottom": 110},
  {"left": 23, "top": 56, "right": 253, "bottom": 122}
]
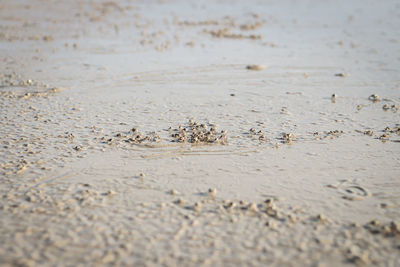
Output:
[{"left": 170, "top": 120, "right": 228, "bottom": 145}]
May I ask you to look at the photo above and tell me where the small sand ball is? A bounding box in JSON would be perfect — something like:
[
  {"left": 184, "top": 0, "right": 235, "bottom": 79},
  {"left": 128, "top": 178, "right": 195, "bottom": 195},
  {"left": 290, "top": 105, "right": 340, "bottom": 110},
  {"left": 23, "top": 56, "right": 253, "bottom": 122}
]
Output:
[
  {"left": 368, "top": 94, "right": 380, "bottom": 102},
  {"left": 266, "top": 207, "right": 279, "bottom": 218},
  {"left": 390, "top": 221, "right": 399, "bottom": 234},
  {"left": 316, "top": 214, "right": 327, "bottom": 223},
  {"left": 265, "top": 220, "right": 276, "bottom": 229},
  {"left": 364, "top": 130, "right": 374, "bottom": 136},
  {"left": 175, "top": 198, "right": 185, "bottom": 206},
  {"left": 208, "top": 188, "right": 217, "bottom": 198},
  {"left": 194, "top": 202, "right": 202, "bottom": 212},
  {"left": 224, "top": 200, "right": 236, "bottom": 209},
  {"left": 379, "top": 134, "right": 389, "bottom": 141},
  {"left": 248, "top": 202, "right": 259, "bottom": 212},
  {"left": 106, "top": 190, "right": 115, "bottom": 197},
  {"left": 170, "top": 189, "right": 178, "bottom": 195},
  {"left": 264, "top": 198, "right": 274, "bottom": 208}
]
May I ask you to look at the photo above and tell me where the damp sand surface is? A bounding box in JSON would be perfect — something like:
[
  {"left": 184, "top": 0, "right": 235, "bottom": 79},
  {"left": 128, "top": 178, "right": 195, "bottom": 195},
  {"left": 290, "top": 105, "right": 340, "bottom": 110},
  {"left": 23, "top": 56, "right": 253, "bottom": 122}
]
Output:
[{"left": 1, "top": 0, "right": 400, "bottom": 266}]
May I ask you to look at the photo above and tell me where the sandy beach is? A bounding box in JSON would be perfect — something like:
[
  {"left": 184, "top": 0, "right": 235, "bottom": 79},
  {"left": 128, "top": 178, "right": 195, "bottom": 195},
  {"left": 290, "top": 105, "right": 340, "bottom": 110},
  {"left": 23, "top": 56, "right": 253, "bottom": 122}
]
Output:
[{"left": 1, "top": 0, "right": 400, "bottom": 266}]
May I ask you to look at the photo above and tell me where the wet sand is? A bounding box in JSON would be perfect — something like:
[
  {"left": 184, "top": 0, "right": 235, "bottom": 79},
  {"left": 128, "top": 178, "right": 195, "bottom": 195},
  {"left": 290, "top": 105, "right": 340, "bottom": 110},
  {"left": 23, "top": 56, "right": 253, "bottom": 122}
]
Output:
[{"left": 1, "top": 0, "right": 400, "bottom": 266}]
